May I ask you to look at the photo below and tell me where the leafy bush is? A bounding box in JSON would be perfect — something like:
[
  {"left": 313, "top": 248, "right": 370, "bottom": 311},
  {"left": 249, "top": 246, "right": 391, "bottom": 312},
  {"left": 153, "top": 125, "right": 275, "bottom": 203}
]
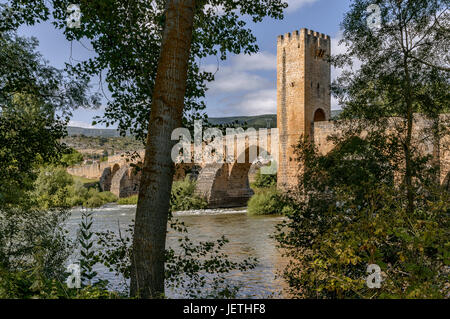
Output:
[
  {"left": 34, "top": 166, "right": 117, "bottom": 209},
  {"left": 83, "top": 190, "right": 118, "bottom": 209},
  {"left": 251, "top": 170, "right": 277, "bottom": 189},
  {"left": 247, "top": 187, "right": 292, "bottom": 216},
  {"left": 0, "top": 206, "right": 74, "bottom": 298},
  {"left": 34, "top": 166, "right": 74, "bottom": 209},
  {"left": 60, "top": 148, "right": 84, "bottom": 167},
  {"left": 170, "top": 177, "right": 208, "bottom": 211},
  {"left": 276, "top": 137, "right": 450, "bottom": 299}
]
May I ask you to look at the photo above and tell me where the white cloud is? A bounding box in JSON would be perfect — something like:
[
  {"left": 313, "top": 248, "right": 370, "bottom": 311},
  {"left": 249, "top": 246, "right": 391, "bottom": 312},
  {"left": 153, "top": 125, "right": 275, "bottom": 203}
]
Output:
[
  {"left": 232, "top": 89, "right": 277, "bottom": 115},
  {"left": 213, "top": 89, "right": 277, "bottom": 116},
  {"left": 286, "top": 0, "right": 319, "bottom": 13},
  {"left": 206, "top": 67, "right": 271, "bottom": 94},
  {"left": 203, "top": 51, "right": 276, "bottom": 95},
  {"left": 231, "top": 52, "right": 277, "bottom": 71}
]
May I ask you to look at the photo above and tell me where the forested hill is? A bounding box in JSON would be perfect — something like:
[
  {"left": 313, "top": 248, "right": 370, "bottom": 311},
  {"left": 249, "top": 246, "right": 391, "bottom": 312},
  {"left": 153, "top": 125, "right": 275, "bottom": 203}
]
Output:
[{"left": 67, "top": 126, "right": 122, "bottom": 137}]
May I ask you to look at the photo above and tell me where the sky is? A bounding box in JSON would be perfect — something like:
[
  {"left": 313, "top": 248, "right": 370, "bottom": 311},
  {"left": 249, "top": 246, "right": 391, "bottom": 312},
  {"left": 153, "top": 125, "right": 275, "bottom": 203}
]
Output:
[{"left": 17, "top": 0, "right": 353, "bottom": 128}]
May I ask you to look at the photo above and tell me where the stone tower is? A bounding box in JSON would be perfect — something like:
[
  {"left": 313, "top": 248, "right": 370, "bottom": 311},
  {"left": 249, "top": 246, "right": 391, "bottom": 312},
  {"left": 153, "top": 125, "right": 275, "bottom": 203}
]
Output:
[{"left": 277, "top": 28, "right": 331, "bottom": 190}]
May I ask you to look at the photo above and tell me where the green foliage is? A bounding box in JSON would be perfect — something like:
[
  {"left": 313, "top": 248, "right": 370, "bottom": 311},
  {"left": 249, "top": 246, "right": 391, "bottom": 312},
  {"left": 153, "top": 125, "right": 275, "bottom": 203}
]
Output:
[
  {"left": 0, "top": 206, "right": 74, "bottom": 298},
  {"left": 272, "top": 1, "right": 450, "bottom": 299},
  {"left": 0, "top": 93, "right": 66, "bottom": 207},
  {"left": 78, "top": 209, "right": 98, "bottom": 285},
  {"left": 247, "top": 187, "right": 291, "bottom": 216},
  {"left": 252, "top": 170, "right": 277, "bottom": 189},
  {"left": 60, "top": 149, "right": 84, "bottom": 167},
  {"left": 33, "top": 166, "right": 117, "bottom": 209},
  {"left": 276, "top": 137, "right": 450, "bottom": 299},
  {"left": 1, "top": 0, "right": 288, "bottom": 141},
  {"left": 117, "top": 195, "right": 138, "bottom": 205},
  {"left": 82, "top": 190, "right": 118, "bottom": 209},
  {"left": 0, "top": 32, "right": 89, "bottom": 298},
  {"left": 170, "top": 177, "right": 208, "bottom": 211},
  {"left": 0, "top": 267, "right": 121, "bottom": 299},
  {"left": 0, "top": 29, "right": 108, "bottom": 299},
  {"left": 33, "top": 166, "right": 74, "bottom": 209},
  {"left": 277, "top": 186, "right": 449, "bottom": 298},
  {"left": 332, "top": 0, "right": 449, "bottom": 216}
]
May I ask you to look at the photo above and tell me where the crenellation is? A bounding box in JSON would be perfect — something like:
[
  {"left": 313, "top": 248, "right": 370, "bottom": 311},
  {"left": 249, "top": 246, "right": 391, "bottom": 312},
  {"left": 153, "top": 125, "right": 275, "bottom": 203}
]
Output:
[{"left": 277, "top": 29, "right": 332, "bottom": 49}]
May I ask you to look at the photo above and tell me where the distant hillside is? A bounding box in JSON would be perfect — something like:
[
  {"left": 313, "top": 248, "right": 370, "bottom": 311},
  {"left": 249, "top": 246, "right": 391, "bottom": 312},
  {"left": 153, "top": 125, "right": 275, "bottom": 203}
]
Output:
[
  {"left": 66, "top": 110, "right": 343, "bottom": 137},
  {"left": 207, "top": 114, "right": 277, "bottom": 129},
  {"left": 207, "top": 110, "right": 342, "bottom": 128},
  {"left": 67, "top": 126, "right": 121, "bottom": 137}
]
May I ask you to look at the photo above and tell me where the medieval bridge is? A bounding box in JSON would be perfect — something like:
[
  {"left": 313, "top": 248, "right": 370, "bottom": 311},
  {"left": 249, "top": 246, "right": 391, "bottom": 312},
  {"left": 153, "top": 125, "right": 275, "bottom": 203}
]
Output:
[
  {"left": 68, "top": 28, "right": 450, "bottom": 207},
  {"left": 68, "top": 129, "right": 279, "bottom": 207}
]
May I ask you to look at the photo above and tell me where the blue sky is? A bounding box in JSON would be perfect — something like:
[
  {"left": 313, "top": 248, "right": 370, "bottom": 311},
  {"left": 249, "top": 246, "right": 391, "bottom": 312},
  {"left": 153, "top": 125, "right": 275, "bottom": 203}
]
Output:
[{"left": 17, "top": 0, "right": 352, "bottom": 128}]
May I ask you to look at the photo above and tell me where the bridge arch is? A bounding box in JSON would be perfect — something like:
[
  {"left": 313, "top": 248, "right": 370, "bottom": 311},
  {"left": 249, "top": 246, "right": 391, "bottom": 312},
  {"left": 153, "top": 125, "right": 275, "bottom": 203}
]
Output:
[
  {"left": 110, "top": 164, "right": 142, "bottom": 198},
  {"left": 195, "top": 163, "right": 230, "bottom": 207},
  {"left": 195, "top": 145, "right": 274, "bottom": 208}
]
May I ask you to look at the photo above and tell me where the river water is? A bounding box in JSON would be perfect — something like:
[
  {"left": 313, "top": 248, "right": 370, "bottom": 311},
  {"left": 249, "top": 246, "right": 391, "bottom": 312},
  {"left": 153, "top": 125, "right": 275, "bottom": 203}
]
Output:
[{"left": 66, "top": 204, "right": 287, "bottom": 298}]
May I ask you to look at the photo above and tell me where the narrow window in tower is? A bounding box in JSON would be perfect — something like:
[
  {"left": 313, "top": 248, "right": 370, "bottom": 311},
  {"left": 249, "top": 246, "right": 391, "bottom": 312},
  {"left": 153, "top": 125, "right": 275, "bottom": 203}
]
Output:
[{"left": 317, "top": 83, "right": 320, "bottom": 97}]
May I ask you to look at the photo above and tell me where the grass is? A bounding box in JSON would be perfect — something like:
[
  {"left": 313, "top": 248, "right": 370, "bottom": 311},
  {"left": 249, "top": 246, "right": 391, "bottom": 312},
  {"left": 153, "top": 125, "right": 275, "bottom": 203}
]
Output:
[
  {"left": 117, "top": 195, "right": 138, "bottom": 205},
  {"left": 71, "top": 175, "right": 99, "bottom": 185}
]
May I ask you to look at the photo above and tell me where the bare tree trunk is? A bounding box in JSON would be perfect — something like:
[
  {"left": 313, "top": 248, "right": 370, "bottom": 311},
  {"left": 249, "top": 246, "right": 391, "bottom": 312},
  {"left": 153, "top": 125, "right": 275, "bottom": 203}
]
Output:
[
  {"left": 130, "top": 0, "right": 196, "bottom": 298},
  {"left": 399, "top": 10, "right": 415, "bottom": 215}
]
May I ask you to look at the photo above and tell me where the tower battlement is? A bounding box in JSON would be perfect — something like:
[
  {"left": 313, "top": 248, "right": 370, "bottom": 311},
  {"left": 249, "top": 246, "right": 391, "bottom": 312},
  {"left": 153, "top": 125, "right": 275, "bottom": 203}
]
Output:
[{"left": 277, "top": 28, "right": 330, "bottom": 44}]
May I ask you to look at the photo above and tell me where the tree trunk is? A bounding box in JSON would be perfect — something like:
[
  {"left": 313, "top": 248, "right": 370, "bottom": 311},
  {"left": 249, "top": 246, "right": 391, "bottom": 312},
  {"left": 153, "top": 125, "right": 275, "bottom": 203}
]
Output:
[{"left": 130, "top": 0, "right": 196, "bottom": 298}]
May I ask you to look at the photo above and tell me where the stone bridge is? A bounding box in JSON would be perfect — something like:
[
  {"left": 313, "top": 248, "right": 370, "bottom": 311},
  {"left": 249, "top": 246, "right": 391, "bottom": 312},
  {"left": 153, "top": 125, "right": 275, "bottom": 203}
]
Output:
[
  {"left": 67, "top": 28, "right": 450, "bottom": 207},
  {"left": 67, "top": 129, "right": 278, "bottom": 207}
]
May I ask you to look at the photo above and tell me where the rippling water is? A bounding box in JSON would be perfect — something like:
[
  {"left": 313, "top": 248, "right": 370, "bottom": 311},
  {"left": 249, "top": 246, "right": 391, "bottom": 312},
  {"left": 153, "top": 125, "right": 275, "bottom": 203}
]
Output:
[{"left": 67, "top": 204, "right": 286, "bottom": 298}]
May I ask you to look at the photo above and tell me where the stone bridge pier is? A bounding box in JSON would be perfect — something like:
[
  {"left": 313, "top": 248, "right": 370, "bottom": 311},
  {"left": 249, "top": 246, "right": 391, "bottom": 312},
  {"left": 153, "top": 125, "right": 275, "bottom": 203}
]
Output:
[{"left": 195, "top": 163, "right": 255, "bottom": 208}]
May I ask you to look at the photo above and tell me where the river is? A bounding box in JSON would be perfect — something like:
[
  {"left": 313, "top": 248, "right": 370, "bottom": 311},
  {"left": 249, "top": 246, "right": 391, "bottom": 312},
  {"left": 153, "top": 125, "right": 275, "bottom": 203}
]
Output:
[{"left": 66, "top": 204, "right": 287, "bottom": 298}]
